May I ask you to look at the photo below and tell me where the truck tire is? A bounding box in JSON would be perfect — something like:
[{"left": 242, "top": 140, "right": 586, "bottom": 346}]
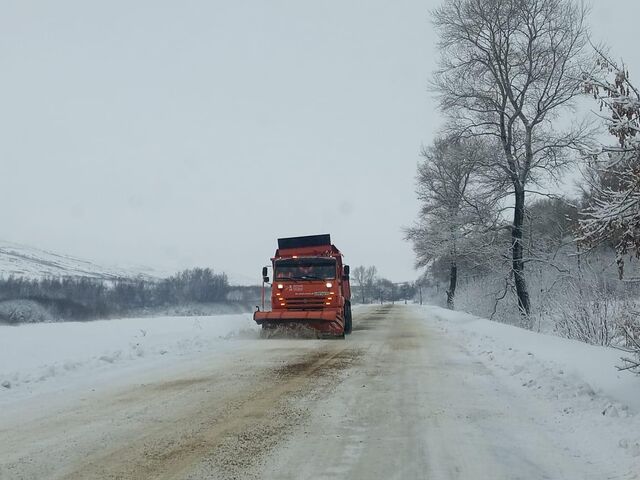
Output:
[{"left": 344, "top": 301, "right": 352, "bottom": 335}]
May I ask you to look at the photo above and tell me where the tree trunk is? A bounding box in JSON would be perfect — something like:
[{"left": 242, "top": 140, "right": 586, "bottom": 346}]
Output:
[
  {"left": 512, "top": 185, "right": 531, "bottom": 317},
  {"left": 446, "top": 261, "right": 457, "bottom": 309}
]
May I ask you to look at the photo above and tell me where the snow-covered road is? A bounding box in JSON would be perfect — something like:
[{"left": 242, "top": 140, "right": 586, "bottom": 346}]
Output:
[{"left": 0, "top": 305, "right": 638, "bottom": 479}]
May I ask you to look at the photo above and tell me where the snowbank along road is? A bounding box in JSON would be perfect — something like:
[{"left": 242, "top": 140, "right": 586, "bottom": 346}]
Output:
[{"left": 0, "top": 305, "right": 632, "bottom": 479}]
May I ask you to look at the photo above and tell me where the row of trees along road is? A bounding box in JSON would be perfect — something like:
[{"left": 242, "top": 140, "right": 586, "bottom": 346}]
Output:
[
  {"left": 428, "top": 0, "right": 591, "bottom": 317},
  {"left": 351, "top": 265, "right": 417, "bottom": 304},
  {"left": 406, "top": 0, "right": 640, "bottom": 371}
]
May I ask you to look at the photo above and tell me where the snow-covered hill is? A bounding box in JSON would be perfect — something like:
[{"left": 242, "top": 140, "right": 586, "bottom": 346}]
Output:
[{"left": 0, "top": 240, "right": 156, "bottom": 280}]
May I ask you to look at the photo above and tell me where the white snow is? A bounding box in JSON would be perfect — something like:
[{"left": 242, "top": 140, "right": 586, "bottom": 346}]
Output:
[
  {"left": 2, "top": 304, "right": 639, "bottom": 477},
  {"left": 419, "top": 304, "right": 640, "bottom": 471},
  {"left": 421, "top": 305, "right": 640, "bottom": 409},
  {"left": 0, "top": 313, "right": 260, "bottom": 402}
]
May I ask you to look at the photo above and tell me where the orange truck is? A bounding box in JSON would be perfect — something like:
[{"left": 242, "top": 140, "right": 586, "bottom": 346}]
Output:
[{"left": 254, "top": 234, "right": 352, "bottom": 338}]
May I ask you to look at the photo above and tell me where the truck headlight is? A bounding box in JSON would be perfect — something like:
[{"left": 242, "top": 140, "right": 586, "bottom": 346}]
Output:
[{"left": 326, "top": 282, "right": 333, "bottom": 288}]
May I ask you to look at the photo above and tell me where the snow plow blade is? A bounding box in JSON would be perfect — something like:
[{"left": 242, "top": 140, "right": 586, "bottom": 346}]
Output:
[{"left": 254, "top": 309, "right": 345, "bottom": 338}]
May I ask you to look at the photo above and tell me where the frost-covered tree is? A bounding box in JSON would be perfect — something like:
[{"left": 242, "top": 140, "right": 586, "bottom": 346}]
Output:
[
  {"left": 405, "top": 136, "right": 497, "bottom": 309},
  {"left": 432, "top": 0, "right": 591, "bottom": 316},
  {"left": 526, "top": 197, "right": 578, "bottom": 249},
  {"left": 580, "top": 51, "right": 640, "bottom": 280},
  {"left": 579, "top": 51, "right": 640, "bottom": 373}
]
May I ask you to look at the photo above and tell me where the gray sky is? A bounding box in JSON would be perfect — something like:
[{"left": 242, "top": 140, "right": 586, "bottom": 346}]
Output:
[{"left": 0, "top": 1, "right": 636, "bottom": 284}]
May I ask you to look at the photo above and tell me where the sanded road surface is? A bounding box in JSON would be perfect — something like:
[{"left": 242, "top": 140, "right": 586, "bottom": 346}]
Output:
[{"left": 0, "top": 305, "right": 606, "bottom": 479}]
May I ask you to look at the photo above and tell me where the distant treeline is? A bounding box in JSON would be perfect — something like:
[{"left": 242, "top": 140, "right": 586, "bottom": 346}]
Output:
[
  {"left": 0, "top": 268, "right": 258, "bottom": 324},
  {"left": 350, "top": 266, "right": 418, "bottom": 305}
]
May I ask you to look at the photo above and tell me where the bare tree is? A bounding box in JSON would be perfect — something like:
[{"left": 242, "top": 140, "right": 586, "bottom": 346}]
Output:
[
  {"left": 432, "top": 0, "right": 591, "bottom": 317},
  {"left": 364, "top": 266, "right": 377, "bottom": 303},
  {"left": 405, "top": 135, "right": 497, "bottom": 309},
  {"left": 351, "top": 265, "right": 378, "bottom": 303},
  {"left": 352, "top": 266, "right": 367, "bottom": 303}
]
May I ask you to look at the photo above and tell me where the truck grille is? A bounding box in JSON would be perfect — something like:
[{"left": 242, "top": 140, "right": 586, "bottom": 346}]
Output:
[{"left": 286, "top": 297, "right": 327, "bottom": 309}]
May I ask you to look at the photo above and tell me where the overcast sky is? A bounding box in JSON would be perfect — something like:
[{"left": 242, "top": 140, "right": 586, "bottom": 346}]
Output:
[{"left": 0, "top": 1, "right": 636, "bottom": 284}]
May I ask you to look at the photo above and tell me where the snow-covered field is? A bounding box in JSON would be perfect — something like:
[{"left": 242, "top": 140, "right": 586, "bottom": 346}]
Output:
[{"left": 0, "top": 313, "right": 260, "bottom": 403}]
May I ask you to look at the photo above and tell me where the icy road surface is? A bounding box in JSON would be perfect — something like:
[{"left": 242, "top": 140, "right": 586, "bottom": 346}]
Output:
[{"left": 1, "top": 305, "right": 637, "bottom": 479}]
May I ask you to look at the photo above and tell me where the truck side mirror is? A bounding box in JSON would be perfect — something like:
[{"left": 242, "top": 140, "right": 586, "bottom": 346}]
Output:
[
  {"left": 262, "top": 266, "right": 269, "bottom": 283},
  {"left": 343, "top": 265, "right": 350, "bottom": 279},
  {"left": 263, "top": 276, "right": 270, "bottom": 283}
]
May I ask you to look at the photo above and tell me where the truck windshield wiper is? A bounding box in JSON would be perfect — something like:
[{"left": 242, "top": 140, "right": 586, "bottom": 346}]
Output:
[{"left": 289, "top": 275, "right": 325, "bottom": 280}]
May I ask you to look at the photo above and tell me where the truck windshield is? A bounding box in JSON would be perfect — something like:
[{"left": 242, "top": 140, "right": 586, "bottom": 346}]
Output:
[{"left": 274, "top": 258, "right": 336, "bottom": 280}]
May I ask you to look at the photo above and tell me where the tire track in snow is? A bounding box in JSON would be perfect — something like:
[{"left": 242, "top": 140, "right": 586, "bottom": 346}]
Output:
[{"left": 59, "top": 343, "right": 363, "bottom": 480}]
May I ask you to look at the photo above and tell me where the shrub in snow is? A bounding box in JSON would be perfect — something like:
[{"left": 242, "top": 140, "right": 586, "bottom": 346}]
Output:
[
  {"left": 551, "top": 277, "right": 631, "bottom": 347},
  {"left": 0, "top": 300, "right": 55, "bottom": 324},
  {"left": 618, "top": 315, "right": 640, "bottom": 374}
]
